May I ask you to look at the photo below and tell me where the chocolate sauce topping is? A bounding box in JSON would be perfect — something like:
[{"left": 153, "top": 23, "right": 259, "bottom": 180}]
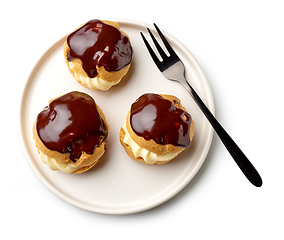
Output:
[
  {"left": 130, "top": 93, "right": 192, "bottom": 148},
  {"left": 36, "top": 91, "right": 108, "bottom": 162},
  {"left": 67, "top": 19, "right": 133, "bottom": 78}
]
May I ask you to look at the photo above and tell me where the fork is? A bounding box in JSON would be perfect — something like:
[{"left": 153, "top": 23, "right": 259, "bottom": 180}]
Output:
[{"left": 141, "top": 24, "right": 262, "bottom": 187}]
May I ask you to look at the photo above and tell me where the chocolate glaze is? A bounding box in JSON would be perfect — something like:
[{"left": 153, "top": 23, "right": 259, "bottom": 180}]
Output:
[
  {"left": 67, "top": 19, "right": 133, "bottom": 78},
  {"left": 130, "top": 93, "right": 192, "bottom": 148},
  {"left": 36, "top": 91, "right": 108, "bottom": 162}
]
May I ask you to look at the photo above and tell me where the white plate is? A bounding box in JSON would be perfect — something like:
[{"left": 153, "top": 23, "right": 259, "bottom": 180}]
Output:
[{"left": 18, "top": 19, "right": 215, "bottom": 215}]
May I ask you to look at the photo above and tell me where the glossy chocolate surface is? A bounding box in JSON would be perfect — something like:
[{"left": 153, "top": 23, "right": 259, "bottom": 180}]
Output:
[
  {"left": 67, "top": 19, "right": 132, "bottom": 78},
  {"left": 130, "top": 93, "right": 192, "bottom": 148},
  {"left": 36, "top": 91, "right": 108, "bottom": 162}
]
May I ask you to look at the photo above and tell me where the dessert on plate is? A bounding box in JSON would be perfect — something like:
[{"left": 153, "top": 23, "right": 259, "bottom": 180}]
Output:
[
  {"left": 33, "top": 91, "right": 108, "bottom": 174},
  {"left": 63, "top": 19, "right": 133, "bottom": 91},
  {"left": 120, "top": 93, "right": 194, "bottom": 164}
]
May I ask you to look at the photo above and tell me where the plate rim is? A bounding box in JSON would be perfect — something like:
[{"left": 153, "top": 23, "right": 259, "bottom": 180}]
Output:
[{"left": 18, "top": 18, "right": 215, "bottom": 215}]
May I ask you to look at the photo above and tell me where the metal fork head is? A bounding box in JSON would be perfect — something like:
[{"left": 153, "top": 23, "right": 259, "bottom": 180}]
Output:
[{"left": 140, "top": 23, "right": 181, "bottom": 72}]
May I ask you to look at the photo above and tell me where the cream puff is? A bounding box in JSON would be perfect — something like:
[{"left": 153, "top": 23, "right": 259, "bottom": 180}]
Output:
[
  {"left": 120, "top": 93, "right": 194, "bottom": 164},
  {"left": 33, "top": 91, "right": 108, "bottom": 174},
  {"left": 63, "top": 19, "right": 133, "bottom": 91}
]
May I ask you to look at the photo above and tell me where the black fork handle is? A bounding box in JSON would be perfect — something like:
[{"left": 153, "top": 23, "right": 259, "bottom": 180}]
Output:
[{"left": 184, "top": 81, "right": 262, "bottom": 187}]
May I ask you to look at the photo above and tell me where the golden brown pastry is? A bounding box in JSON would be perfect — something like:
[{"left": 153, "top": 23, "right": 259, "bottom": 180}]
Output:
[
  {"left": 63, "top": 19, "right": 133, "bottom": 91},
  {"left": 120, "top": 93, "right": 194, "bottom": 164},
  {"left": 33, "top": 91, "right": 108, "bottom": 174}
]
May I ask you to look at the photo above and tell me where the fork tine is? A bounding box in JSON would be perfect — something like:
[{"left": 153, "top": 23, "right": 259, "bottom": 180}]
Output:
[
  {"left": 140, "top": 32, "right": 163, "bottom": 71},
  {"left": 153, "top": 23, "right": 178, "bottom": 58},
  {"left": 147, "top": 28, "right": 168, "bottom": 60}
]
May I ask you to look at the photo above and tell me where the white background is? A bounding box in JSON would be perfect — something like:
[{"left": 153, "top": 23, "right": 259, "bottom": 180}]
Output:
[{"left": 2, "top": 0, "right": 283, "bottom": 239}]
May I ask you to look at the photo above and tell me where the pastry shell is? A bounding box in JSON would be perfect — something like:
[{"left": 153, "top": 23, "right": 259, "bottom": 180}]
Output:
[
  {"left": 33, "top": 94, "right": 109, "bottom": 174},
  {"left": 120, "top": 94, "right": 194, "bottom": 164},
  {"left": 63, "top": 20, "right": 132, "bottom": 90}
]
